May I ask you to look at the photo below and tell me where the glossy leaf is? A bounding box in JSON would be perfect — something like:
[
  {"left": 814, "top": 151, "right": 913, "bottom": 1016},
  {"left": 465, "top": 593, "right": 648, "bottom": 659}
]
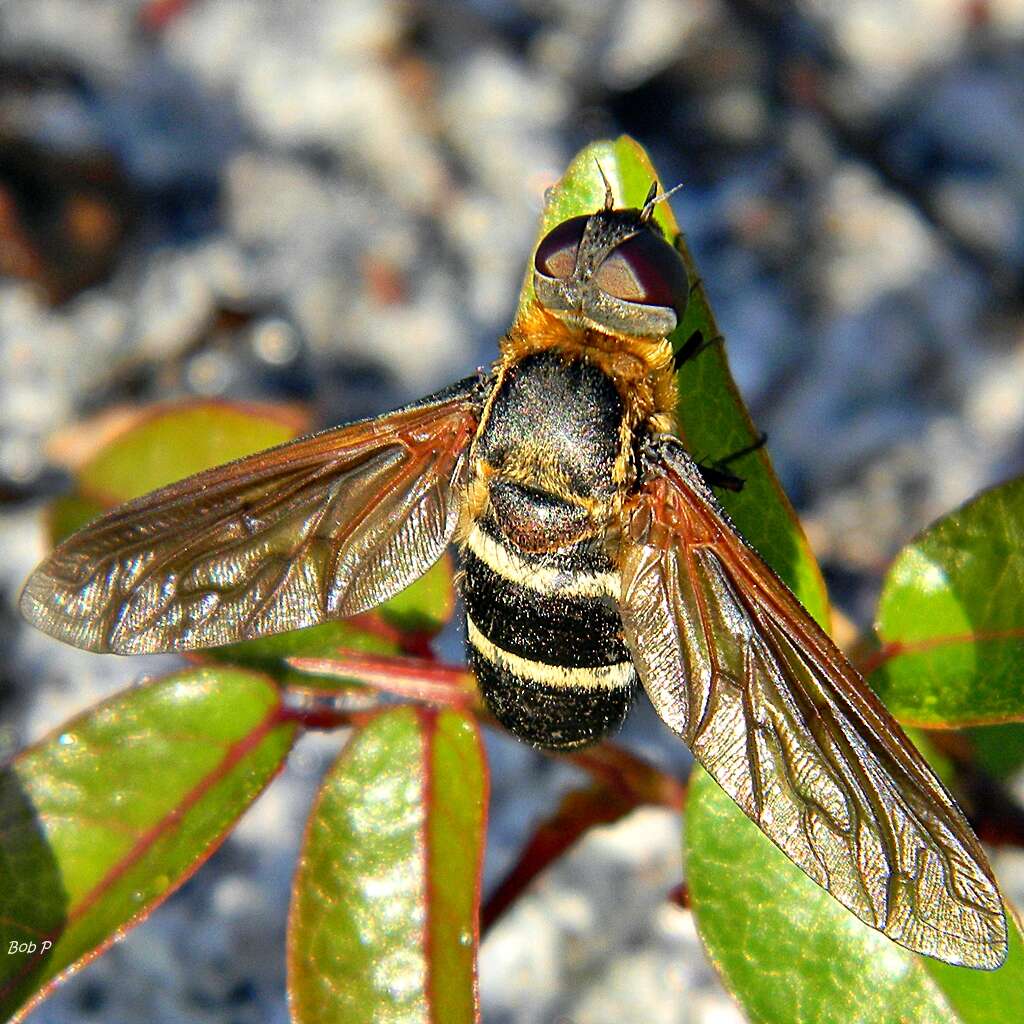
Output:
[
  {"left": 686, "top": 767, "right": 1024, "bottom": 1024},
  {"left": 0, "top": 667, "right": 297, "bottom": 1021},
  {"left": 521, "top": 136, "right": 829, "bottom": 625},
  {"left": 873, "top": 477, "right": 1024, "bottom": 726},
  {"left": 288, "top": 706, "right": 487, "bottom": 1024}
]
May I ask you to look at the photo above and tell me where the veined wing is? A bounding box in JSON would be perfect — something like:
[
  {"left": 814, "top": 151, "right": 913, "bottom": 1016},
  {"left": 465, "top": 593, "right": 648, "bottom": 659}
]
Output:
[
  {"left": 21, "top": 376, "right": 485, "bottom": 654},
  {"left": 620, "top": 434, "right": 1007, "bottom": 969}
]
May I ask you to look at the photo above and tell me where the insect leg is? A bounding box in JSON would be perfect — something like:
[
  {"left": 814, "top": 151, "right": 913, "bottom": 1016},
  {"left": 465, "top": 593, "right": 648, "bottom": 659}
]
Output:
[
  {"left": 672, "top": 329, "right": 724, "bottom": 371},
  {"left": 697, "top": 433, "right": 768, "bottom": 492}
]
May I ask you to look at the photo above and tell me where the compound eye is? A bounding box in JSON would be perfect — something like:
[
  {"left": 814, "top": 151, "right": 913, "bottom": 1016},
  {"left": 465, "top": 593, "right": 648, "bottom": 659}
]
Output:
[
  {"left": 534, "top": 215, "right": 590, "bottom": 280},
  {"left": 593, "top": 231, "right": 688, "bottom": 312}
]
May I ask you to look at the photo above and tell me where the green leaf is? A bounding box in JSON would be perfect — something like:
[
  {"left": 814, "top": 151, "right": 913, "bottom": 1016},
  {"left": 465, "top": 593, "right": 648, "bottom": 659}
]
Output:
[
  {"left": 49, "top": 402, "right": 305, "bottom": 546},
  {"left": 82, "top": 402, "right": 304, "bottom": 501},
  {"left": 961, "top": 723, "right": 1024, "bottom": 779},
  {"left": 378, "top": 555, "right": 457, "bottom": 636},
  {"left": 521, "top": 136, "right": 829, "bottom": 625},
  {"left": 686, "top": 766, "right": 1024, "bottom": 1024},
  {"left": 288, "top": 706, "right": 487, "bottom": 1024},
  {"left": 873, "top": 477, "right": 1024, "bottom": 726},
  {"left": 0, "top": 667, "right": 297, "bottom": 1021}
]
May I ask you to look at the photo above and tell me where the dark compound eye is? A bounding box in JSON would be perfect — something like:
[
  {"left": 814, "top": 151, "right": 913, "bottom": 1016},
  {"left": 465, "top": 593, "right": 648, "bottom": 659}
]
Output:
[
  {"left": 533, "top": 215, "right": 590, "bottom": 280},
  {"left": 593, "top": 231, "right": 688, "bottom": 312}
]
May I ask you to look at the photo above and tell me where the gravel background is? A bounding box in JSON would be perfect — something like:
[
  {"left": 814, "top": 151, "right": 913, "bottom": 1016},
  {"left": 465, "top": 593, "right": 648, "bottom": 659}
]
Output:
[{"left": 2, "top": 1, "right": 1023, "bottom": 1022}]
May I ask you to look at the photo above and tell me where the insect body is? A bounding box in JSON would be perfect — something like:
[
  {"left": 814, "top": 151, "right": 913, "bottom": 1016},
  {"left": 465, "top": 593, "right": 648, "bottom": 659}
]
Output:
[
  {"left": 21, "top": 183, "right": 1008, "bottom": 969},
  {"left": 462, "top": 197, "right": 688, "bottom": 748},
  {"left": 463, "top": 347, "right": 639, "bottom": 749}
]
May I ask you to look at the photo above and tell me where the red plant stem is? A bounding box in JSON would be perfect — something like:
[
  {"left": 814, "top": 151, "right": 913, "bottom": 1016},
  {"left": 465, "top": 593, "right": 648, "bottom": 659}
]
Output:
[
  {"left": 559, "top": 743, "right": 688, "bottom": 810},
  {"left": 669, "top": 882, "right": 690, "bottom": 909},
  {"left": 481, "top": 784, "right": 634, "bottom": 933},
  {"left": 288, "top": 650, "right": 479, "bottom": 708},
  {"left": 346, "top": 611, "right": 437, "bottom": 658},
  {"left": 279, "top": 702, "right": 379, "bottom": 732},
  {"left": 482, "top": 744, "right": 687, "bottom": 933}
]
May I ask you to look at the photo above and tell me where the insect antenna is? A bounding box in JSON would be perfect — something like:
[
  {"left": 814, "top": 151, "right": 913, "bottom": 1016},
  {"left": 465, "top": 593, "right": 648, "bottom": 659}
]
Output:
[
  {"left": 595, "top": 160, "right": 615, "bottom": 210},
  {"left": 641, "top": 181, "right": 684, "bottom": 222}
]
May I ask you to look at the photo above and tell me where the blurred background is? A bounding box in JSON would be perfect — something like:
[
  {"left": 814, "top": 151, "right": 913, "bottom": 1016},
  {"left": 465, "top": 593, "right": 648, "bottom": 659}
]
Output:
[{"left": 1, "top": 1, "right": 1023, "bottom": 1021}]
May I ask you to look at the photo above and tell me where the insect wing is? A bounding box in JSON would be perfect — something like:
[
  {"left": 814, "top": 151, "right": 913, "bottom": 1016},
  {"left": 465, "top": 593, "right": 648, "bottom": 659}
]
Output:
[
  {"left": 619, "top": 436, "right": 1007, "bottom": 968},
  {"left": 21, "top": 376, "right": 485, "bottom": 654}
]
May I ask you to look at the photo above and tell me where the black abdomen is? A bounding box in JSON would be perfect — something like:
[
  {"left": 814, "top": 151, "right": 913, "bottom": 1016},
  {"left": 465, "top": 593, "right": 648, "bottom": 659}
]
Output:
[
  {"left": 462, "top": 352, "right": 637, "bottom": 750},
  {"left": 462, "top": 519, "right": 636, "bottom": 749}
]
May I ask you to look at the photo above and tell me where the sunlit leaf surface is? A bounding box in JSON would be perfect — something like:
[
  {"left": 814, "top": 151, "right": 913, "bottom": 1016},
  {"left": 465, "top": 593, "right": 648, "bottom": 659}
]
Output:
[
  {"left": 0, "top": 667, "right": 296, "bottom": 1021},
  {"left": 873, "top": 477, "right": 1024, "bottom": 725},
  {"left": 288, "top": 706, "right": 487, "bottom": 1024}
]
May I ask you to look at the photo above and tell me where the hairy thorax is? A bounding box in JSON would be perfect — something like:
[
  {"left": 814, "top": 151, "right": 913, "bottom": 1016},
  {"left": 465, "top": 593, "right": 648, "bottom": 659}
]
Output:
[{"left": 460, "top": 302, "right": 679, "bottom": 542}]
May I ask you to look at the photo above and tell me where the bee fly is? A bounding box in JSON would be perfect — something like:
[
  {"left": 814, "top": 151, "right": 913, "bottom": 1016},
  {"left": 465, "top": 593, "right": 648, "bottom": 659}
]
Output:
[{"left": 21, "top": 181, "right": 1007, "bottom": 969}]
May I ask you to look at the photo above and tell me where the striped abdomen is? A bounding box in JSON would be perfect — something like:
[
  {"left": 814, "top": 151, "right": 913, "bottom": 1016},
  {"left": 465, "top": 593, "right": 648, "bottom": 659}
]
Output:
[
  {"left": 460, "top": 349, "right": 638, "bottom": 750},
  {"left": 461, "top": 513, "right": 636, "bottom": 750}
]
